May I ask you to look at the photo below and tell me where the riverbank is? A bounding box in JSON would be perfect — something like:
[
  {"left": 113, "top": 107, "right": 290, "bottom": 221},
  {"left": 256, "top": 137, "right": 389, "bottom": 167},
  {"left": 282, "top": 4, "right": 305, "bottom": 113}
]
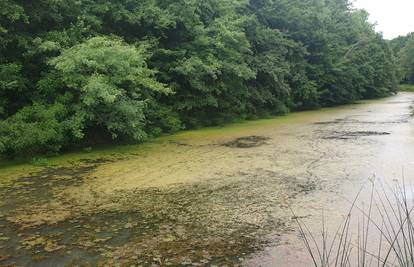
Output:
[
  {"left": 0, "top": 96, "right": 389, "bottom": 179},
  {"left": 400, "top": 84, "right": 414, "bottom": 92},
  {"left": 1, "top": 93, "right": 413, "bottom": 266}
]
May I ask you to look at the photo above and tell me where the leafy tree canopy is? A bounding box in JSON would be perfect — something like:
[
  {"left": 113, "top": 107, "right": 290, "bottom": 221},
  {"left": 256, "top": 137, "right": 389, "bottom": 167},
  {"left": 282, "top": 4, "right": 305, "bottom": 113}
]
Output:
[{"left": 0, "top": 0, "right": 401, "bottom": 158}]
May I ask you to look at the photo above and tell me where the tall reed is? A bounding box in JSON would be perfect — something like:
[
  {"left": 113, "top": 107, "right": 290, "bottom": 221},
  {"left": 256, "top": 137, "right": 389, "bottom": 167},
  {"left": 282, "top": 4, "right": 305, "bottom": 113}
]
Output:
[{"left": 295, "top": 180, "right": 414, "bottom": 266}]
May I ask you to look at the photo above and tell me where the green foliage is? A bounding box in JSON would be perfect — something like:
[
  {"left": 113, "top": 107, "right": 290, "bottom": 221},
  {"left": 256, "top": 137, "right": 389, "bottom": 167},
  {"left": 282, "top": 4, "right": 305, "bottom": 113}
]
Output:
[
  {"left": 390, "top": 33, "right": 414, "bottom": 55},
  {"left": 398, "top": 35, "right": 414, "bottom": 84},
  {"left": 0, "top": 103, "right": 68, "bottom": 157},
  {"left": 49, "top": 36, "right": 169, "bottom": 141},
  {"left": 399, "top": 84, "right": 414, "bottom": 92},
  {"left": 0, "top": 0, "right": 27, "bottom": 36},
  {"left": 0, "top": 63, "right": 27, "bottom": 117},
  {"left": 0, "top": 0, "right": 401, "bottom": 157},
  {"left": 30, "top": 157, "right": 50, "bottom": 167}
]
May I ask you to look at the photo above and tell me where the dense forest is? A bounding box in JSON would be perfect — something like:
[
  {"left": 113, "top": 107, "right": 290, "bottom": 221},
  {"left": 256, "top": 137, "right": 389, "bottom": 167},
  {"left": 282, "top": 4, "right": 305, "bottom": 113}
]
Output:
[
  {"left": 0, "top": 0, "right": 402, "bottom": 158},
  {"left": 390, "top": 32, "right": 414, "bottom": 84}
]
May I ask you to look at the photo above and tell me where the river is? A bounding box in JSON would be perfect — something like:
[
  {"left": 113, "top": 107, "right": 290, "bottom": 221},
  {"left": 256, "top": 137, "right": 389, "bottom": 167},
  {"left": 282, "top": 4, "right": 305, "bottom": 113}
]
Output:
[{"left": 0, "top": 93, "right": 413, "bottom": 266}]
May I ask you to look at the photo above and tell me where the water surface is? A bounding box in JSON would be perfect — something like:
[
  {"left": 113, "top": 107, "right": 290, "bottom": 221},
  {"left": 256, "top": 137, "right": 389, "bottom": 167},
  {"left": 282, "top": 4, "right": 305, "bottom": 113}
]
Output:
[{"left": 1, "top": 93, "right": 414, "bottom": 266}]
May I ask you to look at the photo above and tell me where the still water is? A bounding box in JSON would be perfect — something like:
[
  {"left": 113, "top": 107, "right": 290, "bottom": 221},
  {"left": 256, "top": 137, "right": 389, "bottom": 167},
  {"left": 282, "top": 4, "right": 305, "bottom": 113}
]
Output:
[{"left": 1, "top": 93, "right": 414, "bottom": 266}]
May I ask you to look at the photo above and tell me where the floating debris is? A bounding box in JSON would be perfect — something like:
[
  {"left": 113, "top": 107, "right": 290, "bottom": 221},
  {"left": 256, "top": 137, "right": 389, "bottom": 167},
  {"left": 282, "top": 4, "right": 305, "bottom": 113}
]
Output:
[{"left": 223, "top": 136, "right": 270, "bottom": 148}]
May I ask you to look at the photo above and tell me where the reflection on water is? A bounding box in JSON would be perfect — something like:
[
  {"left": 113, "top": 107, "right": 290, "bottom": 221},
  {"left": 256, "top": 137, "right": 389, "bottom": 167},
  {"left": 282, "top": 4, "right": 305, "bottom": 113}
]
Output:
[{"left": 1, "top": 93, "right": 414, "bottom": 266}]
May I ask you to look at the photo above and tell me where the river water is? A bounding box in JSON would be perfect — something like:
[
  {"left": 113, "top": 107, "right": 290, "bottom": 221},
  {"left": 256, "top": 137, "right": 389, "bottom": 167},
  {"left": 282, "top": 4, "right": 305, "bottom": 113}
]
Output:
[{"left": 0, "top": 93, "right": 414, "bottom": 266}]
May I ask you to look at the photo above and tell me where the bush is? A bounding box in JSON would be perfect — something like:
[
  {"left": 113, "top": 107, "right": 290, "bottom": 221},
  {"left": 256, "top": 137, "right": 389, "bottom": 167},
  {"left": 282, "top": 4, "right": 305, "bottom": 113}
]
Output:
[
  {"left": 49, "top": 36, "right": 170, "bottom": 142},
  {"left": 0, "top": 104, "right": 69, "bottom": 157}
]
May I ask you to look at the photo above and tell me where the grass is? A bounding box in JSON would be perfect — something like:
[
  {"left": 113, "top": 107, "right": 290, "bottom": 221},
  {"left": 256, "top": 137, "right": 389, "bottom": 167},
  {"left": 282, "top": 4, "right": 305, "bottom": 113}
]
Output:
[
  {"left": 295, "top": 180, "right": 414, "bottom": 266},
  {"left": 399, "top": 84, "right": 414, "bottom": 92}
]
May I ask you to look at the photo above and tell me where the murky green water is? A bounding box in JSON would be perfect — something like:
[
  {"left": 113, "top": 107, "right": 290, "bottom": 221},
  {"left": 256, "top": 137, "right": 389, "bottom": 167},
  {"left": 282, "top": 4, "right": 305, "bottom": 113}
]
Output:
[{"left": 1, "top": 93, "right": 414, "bottom": 266}]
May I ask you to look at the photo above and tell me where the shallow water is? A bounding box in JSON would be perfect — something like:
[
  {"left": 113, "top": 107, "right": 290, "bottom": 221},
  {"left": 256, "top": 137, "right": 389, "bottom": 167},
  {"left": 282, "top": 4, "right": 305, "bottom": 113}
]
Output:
[{"left": 1, "top": 93, "right": 414, "bottom": 266}]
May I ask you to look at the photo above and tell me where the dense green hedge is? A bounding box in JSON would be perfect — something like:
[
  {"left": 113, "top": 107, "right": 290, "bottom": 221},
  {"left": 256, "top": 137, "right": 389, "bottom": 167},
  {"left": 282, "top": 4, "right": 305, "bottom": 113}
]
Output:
[{"left": 0, "top": 0, "right": 401, "bottom": 157}]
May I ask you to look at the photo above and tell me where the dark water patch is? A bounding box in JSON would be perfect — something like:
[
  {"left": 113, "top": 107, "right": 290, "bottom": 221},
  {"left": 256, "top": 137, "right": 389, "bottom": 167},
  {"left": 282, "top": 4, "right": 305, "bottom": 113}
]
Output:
[
  {"left": 0, "top": 209, "right": 150, "bottom": 266},
  {"left": 314, "top": 118, "right": 355, "bottom": 125},
  {"left": 314, "top": 118, "right": 409, "bottom": 125},
  {"left": 297, "top": 180, "right": 317, "bottom": 194},
  {"left": 323, "top": 131, "right": 390, "bottom": 140},
  {"left": 0, "top": 157, "right": 319, "bottom": 265},
  {"left": 386, "top": 101, "right": 412, "bottom": 104},
  {"left": 0, "top": 159, "right": 117, "bottom": 266},
  {"left": 102, "top": 224, "right": 268, "bottom": 266},
  {"left": 224, "top": 136, "right": 270, "bottom": 148},
  {"left": 0, "top": 161, "right": 108, "bottom": 211},
  {"left": 78, "top": 158, "right": 114, "bottom": 165},
  {"left": 91, "top": 171, "right": 311, "bottom": 266},
  {"left": 0, "top": 179, "right": 260, "bottom": 266},
  {"left": 168, "top": 140, "right": 193, "bottom": 147}
]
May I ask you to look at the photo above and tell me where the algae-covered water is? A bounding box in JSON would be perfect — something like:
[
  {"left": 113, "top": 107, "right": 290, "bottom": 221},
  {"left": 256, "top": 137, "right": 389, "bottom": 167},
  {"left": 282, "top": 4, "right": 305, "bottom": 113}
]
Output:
[{"left": 1, "top": 93, "right": 414, "bottom": 266}]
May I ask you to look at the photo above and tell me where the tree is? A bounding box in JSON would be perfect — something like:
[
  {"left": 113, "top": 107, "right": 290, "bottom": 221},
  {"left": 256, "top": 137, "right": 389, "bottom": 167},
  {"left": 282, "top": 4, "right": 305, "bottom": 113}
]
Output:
[
  {"left": 49, "top": 36, "right": 169, "bottom": 141},
  {"left": 0, "top": 36, "right": 170, "bottom": 157},
  {"left": 0, "top": 0, "right": 400, "bottom": 157},
  {"left": 399, "top": 35, "right": 414, "bottom": 84}
]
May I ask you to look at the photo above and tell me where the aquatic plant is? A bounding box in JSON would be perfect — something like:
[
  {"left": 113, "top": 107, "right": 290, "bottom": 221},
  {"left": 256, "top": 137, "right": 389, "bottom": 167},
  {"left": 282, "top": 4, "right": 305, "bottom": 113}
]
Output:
[{"left": 295, "top": 180, "right": 414, "bottom": 266}]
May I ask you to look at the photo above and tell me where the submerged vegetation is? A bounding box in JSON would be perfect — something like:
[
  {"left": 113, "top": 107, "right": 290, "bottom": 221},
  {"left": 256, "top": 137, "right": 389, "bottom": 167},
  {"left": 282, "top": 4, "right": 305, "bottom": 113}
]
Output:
[{"left": 0, "top": 0, "right": 402, "bottom": 158}]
